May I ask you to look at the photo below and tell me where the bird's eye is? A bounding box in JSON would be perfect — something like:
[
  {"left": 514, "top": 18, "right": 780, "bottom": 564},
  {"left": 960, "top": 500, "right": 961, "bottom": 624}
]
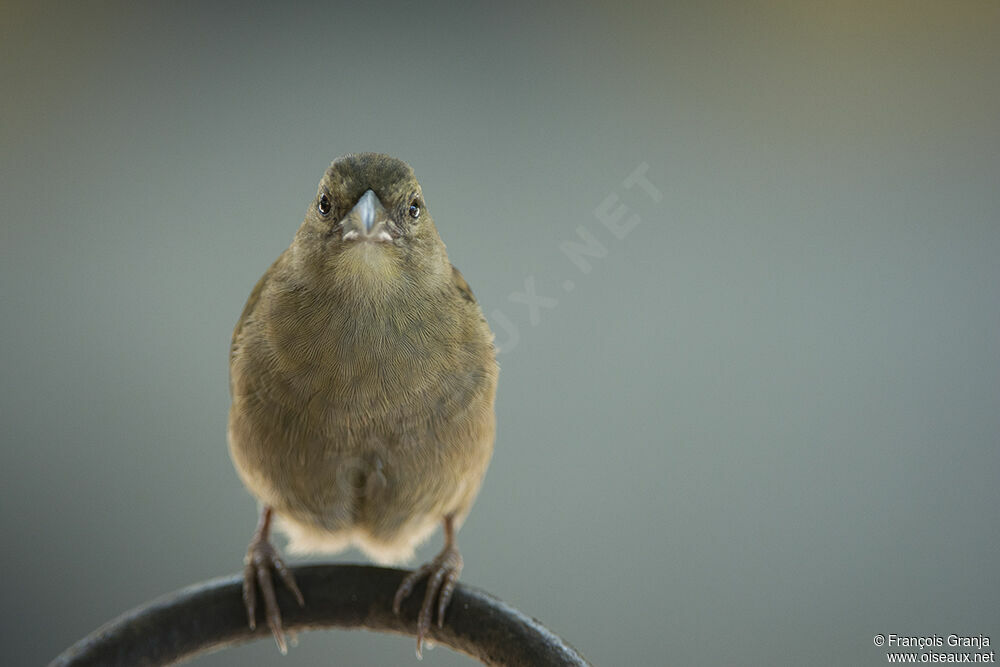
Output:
[
  {"left": 318, "top": 194, "right": 332, "bottom": 215},
  {"left": 408, "top": 200, "right": 421, "bottom": 219}
]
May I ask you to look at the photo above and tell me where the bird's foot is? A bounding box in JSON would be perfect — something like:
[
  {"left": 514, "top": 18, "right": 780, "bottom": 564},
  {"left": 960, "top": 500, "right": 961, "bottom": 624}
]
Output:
[
  {"left": 393, "top": 544, "right": 463, "bottom": 657},
  {"left": 243, "top": 534, "right": 304, "bottom": 654}
]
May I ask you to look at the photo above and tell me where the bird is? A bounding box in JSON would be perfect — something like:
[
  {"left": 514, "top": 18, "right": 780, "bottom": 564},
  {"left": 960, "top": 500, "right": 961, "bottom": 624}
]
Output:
[{"left": 227, "top": 153, "right": 498, "bottom": 656}]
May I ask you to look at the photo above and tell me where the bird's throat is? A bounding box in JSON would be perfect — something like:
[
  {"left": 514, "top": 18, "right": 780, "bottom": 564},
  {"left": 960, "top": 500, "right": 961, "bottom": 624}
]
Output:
[{"left": 334, "top": 243, "right": 401, "bottom": 293}]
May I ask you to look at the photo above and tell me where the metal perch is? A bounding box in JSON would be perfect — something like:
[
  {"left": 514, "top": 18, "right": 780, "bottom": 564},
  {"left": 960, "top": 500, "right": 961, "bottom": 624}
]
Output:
[{"left": 50, "top": 564, "right": 591, "bottom": 666}]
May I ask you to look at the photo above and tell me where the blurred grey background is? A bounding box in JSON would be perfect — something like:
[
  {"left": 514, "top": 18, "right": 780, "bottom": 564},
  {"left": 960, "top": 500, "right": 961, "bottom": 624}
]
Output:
[{"left": 3, "top": 2, "right": 998, "bottom": 665}]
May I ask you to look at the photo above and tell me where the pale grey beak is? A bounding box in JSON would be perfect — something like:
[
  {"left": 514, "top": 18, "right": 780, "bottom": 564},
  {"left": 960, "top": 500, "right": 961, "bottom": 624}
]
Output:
[{"left": 342, "top": 189, "right": 391, "bottom": 242}]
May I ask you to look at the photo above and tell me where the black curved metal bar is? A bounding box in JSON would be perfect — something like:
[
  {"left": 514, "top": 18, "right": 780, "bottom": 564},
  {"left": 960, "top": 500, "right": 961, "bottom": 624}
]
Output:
[{"left": 50, "top": 564, "right": 591, "bottom": 666}]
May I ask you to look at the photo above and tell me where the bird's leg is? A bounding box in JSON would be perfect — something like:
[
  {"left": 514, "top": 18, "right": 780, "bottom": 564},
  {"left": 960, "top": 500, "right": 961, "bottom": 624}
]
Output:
[
  {"left": 243, "top": 506, "right": 304, "bottom": 654},
  {"left": 393, "top": 514, "right": 463, "bottom": 657}
]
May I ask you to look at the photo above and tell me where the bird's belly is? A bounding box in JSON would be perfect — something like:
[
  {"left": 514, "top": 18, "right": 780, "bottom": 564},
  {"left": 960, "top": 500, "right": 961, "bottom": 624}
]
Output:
[{"left": 228, "top": 386, "right": 495, "bottom": 559}]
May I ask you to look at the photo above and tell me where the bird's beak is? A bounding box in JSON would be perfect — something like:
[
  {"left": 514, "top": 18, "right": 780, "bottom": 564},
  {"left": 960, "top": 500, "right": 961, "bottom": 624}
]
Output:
[{"left": 341, "top": 189, "right": 392, "bottom": 242}]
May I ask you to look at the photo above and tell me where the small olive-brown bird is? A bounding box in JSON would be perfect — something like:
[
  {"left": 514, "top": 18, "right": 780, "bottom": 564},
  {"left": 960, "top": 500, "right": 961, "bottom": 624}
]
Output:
[{"left": 228, "top": 153, "right": 498, "bottom": 655}]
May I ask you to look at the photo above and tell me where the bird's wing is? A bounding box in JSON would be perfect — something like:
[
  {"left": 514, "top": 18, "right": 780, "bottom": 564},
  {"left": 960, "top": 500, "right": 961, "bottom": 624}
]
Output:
[
  {"left": 231, "top": 250, "right": 287, "bottom": 365},
  {"left": 450, "top": 264, "right": 477, "bottom": 304}
]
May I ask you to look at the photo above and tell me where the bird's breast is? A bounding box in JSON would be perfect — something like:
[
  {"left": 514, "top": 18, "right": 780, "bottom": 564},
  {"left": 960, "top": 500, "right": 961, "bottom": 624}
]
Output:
[{"left": 252, "top": 291, "right": 491, "bottom": 439}]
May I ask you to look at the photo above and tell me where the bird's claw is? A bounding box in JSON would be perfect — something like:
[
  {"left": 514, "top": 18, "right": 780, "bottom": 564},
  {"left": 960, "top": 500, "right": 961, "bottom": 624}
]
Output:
[
  {"left": 393, "top": 545, "right": 463, "bottom": 658},
  {"left": 243, "top": 537, "right": 304, "bottom": 654}
]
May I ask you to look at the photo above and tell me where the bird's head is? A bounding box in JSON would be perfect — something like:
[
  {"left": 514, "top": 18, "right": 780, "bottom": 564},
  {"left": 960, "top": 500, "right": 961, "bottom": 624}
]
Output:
[{"left": 290, "top": 153, "right": 450, "bottom": 300}]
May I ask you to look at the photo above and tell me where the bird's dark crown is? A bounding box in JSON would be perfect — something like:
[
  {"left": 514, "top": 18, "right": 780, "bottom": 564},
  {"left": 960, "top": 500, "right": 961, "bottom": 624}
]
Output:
[{"left": 322, "top": 153, "right": 421, "bottom": 212}]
